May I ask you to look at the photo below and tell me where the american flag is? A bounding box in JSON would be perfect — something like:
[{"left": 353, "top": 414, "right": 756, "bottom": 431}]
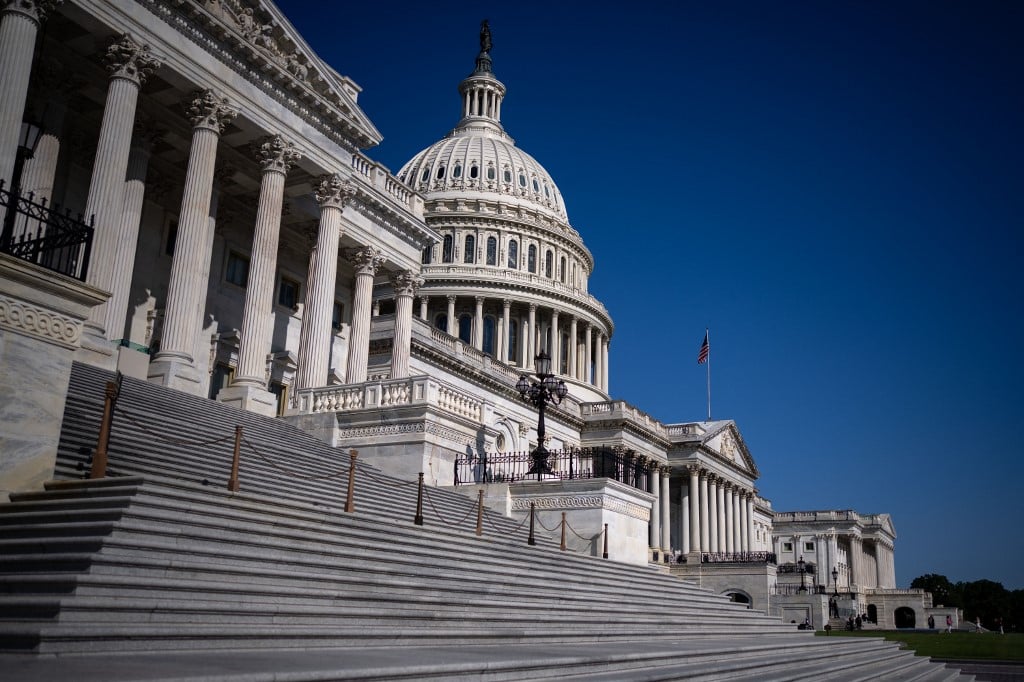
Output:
[{"left": 697, "top": 331, "right": 709, "bottom": 364}]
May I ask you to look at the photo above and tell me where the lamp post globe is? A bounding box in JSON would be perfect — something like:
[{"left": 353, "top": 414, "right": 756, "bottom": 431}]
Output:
[
  {"left": 798, "top": 556, "right": 807, "bottom": 593},
  {"left": 516, "top": 351, "right": 568, "bottom": 481},
  {"left": 832, "top": 567, "right": 839, "bottom": 596}
]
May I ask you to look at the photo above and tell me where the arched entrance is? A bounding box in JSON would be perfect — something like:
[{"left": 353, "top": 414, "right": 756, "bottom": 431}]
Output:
[
  {"left": 867, "top": 604, "right": 878, "bottom": 623},
  {"left": 725, "top": 591, "right": 752, "bottom": 608},
  {"left": 894, "top": 606, "right": 916, "bottom": 629}
]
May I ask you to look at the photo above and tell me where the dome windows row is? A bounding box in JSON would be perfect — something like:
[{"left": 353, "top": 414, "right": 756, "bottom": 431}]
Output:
[
  {"left": 414, "top": 161, "right": 553, "bottom": 200},
  {"left": 421, "top": 231, "right": 586, "bottom": 288}
]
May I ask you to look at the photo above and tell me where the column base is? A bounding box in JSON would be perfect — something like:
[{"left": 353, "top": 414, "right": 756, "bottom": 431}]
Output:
[
  {"left": 216, "top": 384, "right": 279, "bottom": 417},
  {"left": 115, "top": 344, "right": 150, "bottom": 379},
  {"left": 75, "top": 323, "right": 117, "bottom": 371},
  {"left": 147, "top": 355, "right": 205, "bottom": 397}
]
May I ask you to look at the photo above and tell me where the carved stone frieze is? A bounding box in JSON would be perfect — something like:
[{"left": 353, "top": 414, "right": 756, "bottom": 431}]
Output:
[
  {"left": 105, "top": 33, "right": 162, "bottom": 86},
  {"left": 0, "top": 295, "right": 81, "bottom": 346},
  {"left": 511, "top": 495, "right": 651, "bottom": 522}
]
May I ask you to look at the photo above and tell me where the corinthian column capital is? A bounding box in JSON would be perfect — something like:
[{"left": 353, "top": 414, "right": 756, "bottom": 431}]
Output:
[
  {"left": 105, "top": 33, "right": 161, "bottom": 86},
  {"left": 390, "top": 270, "right": 423, "bottom": 297},
  {"left": 254, "top": 134, "right": 300, "bottom": 174},
  {"left": 315, "top": 173, "right": 356, "bottom": 209},
  {"left": 2, "top": 0, "right": 61, "bottom": 24},
  {"left": 187, "top": 90, "right": 237, "bottom": 133},
  {"left": 345, "top": 246, "right": 385, "bottom": 276}
]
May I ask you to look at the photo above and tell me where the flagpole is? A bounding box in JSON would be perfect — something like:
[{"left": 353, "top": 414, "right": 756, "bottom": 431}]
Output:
[{"left": 705, "top": 327, "right": 711, "bottom": 422}]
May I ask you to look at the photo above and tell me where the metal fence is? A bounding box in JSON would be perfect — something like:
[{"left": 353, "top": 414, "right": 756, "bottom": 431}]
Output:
[
  {"left": 0, "top": 180, "right": 94, "bottom": 281},
  {"left": 454, "top": 446, "right": 654, "bottom": 491},
  {"left": 701, "top": 551, "right": 778, "bottom": 565}
]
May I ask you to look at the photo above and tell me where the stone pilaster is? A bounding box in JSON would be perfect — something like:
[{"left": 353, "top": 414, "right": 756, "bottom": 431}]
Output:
[
  {"left": 344, "top": 246, "right": 384, "bottom": 384},
  {"left": 472, "top": 295, "right": 484, "bottom": 350},
  {"left": 0, "top": 0, "right": 59, "bottom": 186},
  {"left": 648, "top": 465, "right": 660, "bottom": 552},
  {"left": 660, "top": 467, "right": 671, "bottom": 551},
  {"left": 80, "top": 34, "right": 161, "bottom": 363},
  {"left": 149, "top": 90, "right": 236, "bottom": 393},
  {"left": 446, "top": 295, "right": 456, "bottom": 336},
  {"left": 390, "top": 270, "right": 422, "bottom": 379},
  {"left": 295, "top": 174, "right": 354, "bottom": 391},
  {"left": 222, "top": 135, "right": 300, "bottom": 415},
  {"left": 419, "top": 295, "right": 428, "bottom": 321}
]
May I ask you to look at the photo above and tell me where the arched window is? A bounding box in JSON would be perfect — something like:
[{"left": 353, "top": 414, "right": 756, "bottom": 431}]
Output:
[
  {"left": 559, "top": 256, "right": 566, "bottom": 283},
  {"left": 420, "top": 168, "right": 429, "bottom": 183},
  {"left": 458, "top": 314, "right": 472, "bottom": 344},
  {"left": 486, "top": 236, "right": 497, "bottom": 266},
  {"left": 532, "top": 178, "right": 539, "bottom": 192},
  {"left": 518, "top": 172, "right": 526, "bottom": 187},
  {"left": 561, "top": 332, "right": 570, "bottom": 374},
  {"left": 464, "top": 234, "right": 475, "bottom": 263},
  {"left": 503, "top": 168, "right": 511, "bottom": 183},
  {"left": 508, "top": 319, "right": 518, "bottom": 362},
  {"left": 421, "top": 245, "right": 432, "bottom": 264},
  {"left": 487, "top": 165, "right": 496, "bottom": 180},
  {"left": 544, "top": 250, "right": 553, "bottom": 278},
  {"left": 436, "top": 165, "right": 446, "bottom": 179},
  {"left": 452, "top": 163, "right": 462, "bottom": 178},
  {"left": 442, "top": 235, "right": 454, "bottom": 263},
  {"left": 470, "top": 165, "right": 479, "bottom": 179},
  {"left": 483, "top": 317, "right": 496, "bottom": 355},
  {"left": 527, "top": 245, "right": 537, "bottom": 273},
  {"left": 508, "top": 240, "right": 518, "bottom": 269},
  {"left": 434, "top": 313, "right": 447, "bottom": 332}
]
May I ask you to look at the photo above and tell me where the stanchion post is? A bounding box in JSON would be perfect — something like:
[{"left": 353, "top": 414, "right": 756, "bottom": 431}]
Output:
[
  {"left": 344, "top": 449, "right": 358, "bottom": 513},
  {"left": 90, "top": 381, "right": 119, "bottom": 479},
  {"left": 414, "top": 472, "right": 424, "bottom": 525},
  {"left": 603, "top": 523, "right": 609, "bottom": 559},
  {"left": 475, "top": 489, "right": 484, "bottom": 536},
  {"left": 560, "top": 511, "right": 566, "bottom": 551},
  {"left": 528, "top": 502, "right": 536, "bottom": 546},
  {"left": 227, "top": 426, "right": 242, "bottom": 492}
]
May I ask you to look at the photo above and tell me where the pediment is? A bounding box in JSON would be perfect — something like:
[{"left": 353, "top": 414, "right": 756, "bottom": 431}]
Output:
[
  {"left": 189, "top": 0, "right": 382, "bottom": 148},
  {"left": 702, "top": 421, "right": 759, "bottom": 478}
]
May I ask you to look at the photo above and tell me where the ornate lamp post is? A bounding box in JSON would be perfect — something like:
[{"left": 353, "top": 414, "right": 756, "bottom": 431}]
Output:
[
  {"left": 516, "top": 351, "right": 568, "bottom": 481},
  {"left": 798, "top": 555, "right": 807, "bottom": 592},
  {"left": 832, "top": 566, "right": 839, "bottom": 596}
]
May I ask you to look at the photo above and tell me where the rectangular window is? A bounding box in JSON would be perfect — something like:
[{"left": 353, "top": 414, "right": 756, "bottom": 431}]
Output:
[
  {"left": 783, "top": 542, "right": 793, "bottom": 552},
  {"left": 805, "top": 542, "right": 815, "bottom": 552},
  {"left": 165, "top": 220, "right": 179, "bottom": 256},
  {"left": 332, "top": 301, "right": 345, "bottom": 331},
  {"left": 278, "top": 276, "right": 300, "bottom": 309},
  {"left": 226, "top": 251, "right": 249, "bottom": 288}
]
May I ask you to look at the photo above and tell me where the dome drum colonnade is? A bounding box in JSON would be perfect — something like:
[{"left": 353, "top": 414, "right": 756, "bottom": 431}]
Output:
[{"left": 0, "top": 0, "right": 433, "bottom": 415}]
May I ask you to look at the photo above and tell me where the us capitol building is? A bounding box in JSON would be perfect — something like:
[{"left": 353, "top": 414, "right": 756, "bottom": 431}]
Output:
[{"left": 0, "top": 0, "right": 946, "bottom": 630}]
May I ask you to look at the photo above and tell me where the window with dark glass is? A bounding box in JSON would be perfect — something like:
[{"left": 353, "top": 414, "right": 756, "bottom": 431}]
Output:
[
  {"left": 442, "top": 235, "right": 453, "bottom": 263},
  {"left": 508, "top": 319, "right": 518, "bottom": 362},
  {"left": 226, "top": 252, "right": 249, "bottom": 287},
  {"left": 503, "top": 168, "right": 511, "bottom": 183},
  {"left": 470, "top": 165, "right": 479, "bottom": 179},
  {"left": 278, "top": 276, "right": 299, "bottom": 309},
  {"left": 332, "top": 301, "right": 345, "bottom": 330},
  {"left": 487, "top": 166, "right": 496, "bottom": 180},
  {"left": 527, "top": 245, "right": 536, "bottom": 273},
  {"left": 544, "top": 250, "right": 553, "bottom": 278},
  {"left": 508, "top": 240, "right": 518, "bottom": 269},
  {"left": 560, "top": 256, "right": 566, "bottom": 283},
  {"left": 453, "top": 164, "right": 462, "bottom": 178},
  {"left": 436, "top": 165, "right": 446, "bottom": 179},
  {"left": 518, "top": 173, "right": 526, "bottom": 187},
  {"left": 458, "top": 314, "right": 472, "bottom": 344},
  {"left": 421, "top": 244, "right": 432, "bottom": 264},
  {"left": 464, "top": 234, "right": 475, "bottom": 263},
  {"left": 434, "top": 313, "right": 447, "bottom": 332},
  {"left": 532, "top": 178, "right": 539, "bottom": 192},
  {"left": 483, "top": 317, "right": 495, "bottom": 355},
  {"left": 420, "top": 168, "right": 429, "bottom": 182},
  {"left": 486, "top": 236, "right": 497, "bottom": 265}
]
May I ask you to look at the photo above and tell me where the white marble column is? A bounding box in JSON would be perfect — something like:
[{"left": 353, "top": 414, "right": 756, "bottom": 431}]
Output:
[
  {"left": 724, "top": 484, "right": 734, "bottom": 553},
  {"left": 295, "top": 174, "right": 353, "bottom": 391},
  {"left": 584, "top": 323, "right": 593, "bottom": 385},
  {"left": 390, "top": 271, "right": 422, "bottom": 379},
  {"left": 660, "top": 468, "right": 670, "bottom": 551},
  {"left": 550, "top": 309, "right": 560, "bottom": 372},
  {"left": 680, "top": 482, "right": 690, "bottom": 554},
  {"left": 708, "top": 476, "right": 719, "bottom": 553},
  {"left": 716, "top": 481, "right": 727, "bottom": 551},
  {"left": 687, "top": 465, "right": 700, "bottom": 553},
  {"left": 733, "top": 490, "right": 742, "bottom": 553},
  {"left": 739, "top": 492, "right": 749, "bottom": 552},
  {"left": 648, "top": 465, "right": 660, "bottom": 553},
  {"left": 220, "top": 135, "right": 300, "bottom": 414},
  {"left": 419, "top": 296, "right": 428, "bottom": 321},
  {"left": 446, "top": 295, "right": 456, "bottom": 336},
  {"left": 472, "top": 295, "right": 484, "bottom": 350},
  {"left": 594, "top": 332, "right": 603, "bottom": 390},
  {"left": 501, "top": 298, "right": 511, "bottom": 363},
  {"left": 344, "top": 246, "right": 385, "bottom": 384},
  {"left": 15, "top": 64, "right": 68, "bottom": 213},
  {"left": 568, "top": 316, "right": 578, "bottom": 380},
  {"left": 601, "top": 335, "right": 609, "bottom": 392},
  {"left": 527, "top": 303, "right": 537, "bottom": 367},
  {"left": 107, "top": 124, "right": 159, "bottom": 345},
  {"left": 698, "top": 470, "right": 709, "bottom": 552},
  {"left": 746, "top": 494, "right": 755, "bottom": 554},
  {"left": 80, "top": 35, "right": 161, "bottom": 360},
  {"left": 149, "top": 90, "right": 236, "bottom": 392},
  {"left": 0, "top": 0, "right": 58, "bottom": 187}
]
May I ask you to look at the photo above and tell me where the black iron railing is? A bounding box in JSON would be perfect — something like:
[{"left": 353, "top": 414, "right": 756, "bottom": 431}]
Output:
[
  {"left": 0, "top": 180, "right": 94, "bottom": 281},
  {"left": 454, "top": 446, "right": 654, "bottom": 491},
  {"left": 701, "top": 551, "right": 777, "bottom": 565},
  {"left": 778, "top": 562, "right": 817, "bottom": 575},
  {"left": 771, "top": 584, "right": 829, "bottom": 596}
]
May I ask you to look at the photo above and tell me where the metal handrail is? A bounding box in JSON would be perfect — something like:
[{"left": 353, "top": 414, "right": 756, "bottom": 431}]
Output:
[{"left": 454, "top": 446, "right": 654, "bottom": 492}]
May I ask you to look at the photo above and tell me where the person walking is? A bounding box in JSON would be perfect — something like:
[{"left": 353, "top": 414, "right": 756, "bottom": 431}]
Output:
[{"left": 946, "top": 614, "right": 953, "bottom": 633}]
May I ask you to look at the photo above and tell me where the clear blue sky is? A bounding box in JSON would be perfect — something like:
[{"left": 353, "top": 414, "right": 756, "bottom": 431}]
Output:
[{"left": 275, "top": 0, "right": 1024, "bottom": 590}]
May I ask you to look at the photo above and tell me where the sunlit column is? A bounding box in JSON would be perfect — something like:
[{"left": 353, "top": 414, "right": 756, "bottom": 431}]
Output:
[
  {"left": 550, "top": 309, "right": 560, "bottom": 372},
  {"left": 502, "top": 298, "right": 511, "bottom": 363},
  {"left": 648, "top": 465, "right": 660, "bottom": 553},
  {"left": 345, "top": 246, "right": 385, "bottom": 384},
  {"left": 708, "top": 476, "right": 719, "bottom": 553},
  {"left": 419, "top": 295, "right": 429, "bottom": 321},
  {"left": 568, "top": 316, "right": 578, "bottom": 380},
  {"left": 391, "top": 271, "right": 422, "bottom": 379},
  {"left": 680, "top": 481, "right": 690, "bottom": 554},
  {"left": 687, "top": 465, "right": 700, "bottom": 552},
  {"left": 660, "top": 468, "right": 670, "bottom": 551},
  {"left": 527, "top": 303, "right": 537, "bottom": 367},
  {"left": 716, "top": 481, "right": 727, "bottom": 551},
  {"left": 747, "top": 493, "right": 756, "bottom": 553},
  {"left": 295, "top": 174, "right": 353, "bottom": 391},
  {"left": 724, "top": 484, "right": 735, "bottom": 553},
  {"left": 601, "top": 335, "right": 609, "bottom": 392},
  {"left": 472, "top": 295, "right": 484, "bottom": 350},
  {"left": 584, "top": 323, "right": 593, "bottom": 385},
  {"left": 446, "top": 295, "right": 456, "bottom": 336},
  {"left": 733, "top": 489, "right": 742, "bottom": 554},
  {"left": 698, "top": 469, "right": 709, "bottom": 552}
]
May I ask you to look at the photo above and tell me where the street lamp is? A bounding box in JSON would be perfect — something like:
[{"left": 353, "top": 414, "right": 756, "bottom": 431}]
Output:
[
  {"left": 797, "top": 555, "right": 807, "bottom": 592},
  {"left": 832, "top": 566, "right": 839, "bottom": 596},
  {"left": 516, "top": 351, "right": 568, "bottom": 481}
]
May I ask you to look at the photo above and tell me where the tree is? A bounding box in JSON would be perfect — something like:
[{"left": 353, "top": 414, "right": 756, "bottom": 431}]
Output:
[
  {"left": 910, "top": 574, "right": 960, "bottom": 607},
  {"left": 960, "top": 579, "right": 1008, "bottom": 628}
]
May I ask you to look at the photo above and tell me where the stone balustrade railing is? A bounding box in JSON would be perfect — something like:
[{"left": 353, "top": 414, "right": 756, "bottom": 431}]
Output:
[
  {"left": 581, "top": 400, "right": 667, "bottom": 437},
  {"left": 350, "top": 151, "right": 421, "bottom": 215},
  {"left": 773, "top": 510, "right": 858, "bottom": 523}
]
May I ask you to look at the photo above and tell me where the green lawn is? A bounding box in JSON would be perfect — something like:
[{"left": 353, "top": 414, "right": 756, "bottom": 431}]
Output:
[{"left": 817, "top": 630, "right": 1024, "bottom": 661}]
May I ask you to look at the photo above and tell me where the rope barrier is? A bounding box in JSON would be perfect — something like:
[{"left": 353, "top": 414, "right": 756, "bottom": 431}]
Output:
[
  {"left": 241, "top": 436, "right": 349, "bottom": 481},
  {"left": 420, "top": 485, "right": 476, "bottom": 527},
  {"left": 113, "top": 406, "right": 235, "bottom": 447},
  {"left": 358, "top": 465, "right": 419, "bottom": 487}
]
